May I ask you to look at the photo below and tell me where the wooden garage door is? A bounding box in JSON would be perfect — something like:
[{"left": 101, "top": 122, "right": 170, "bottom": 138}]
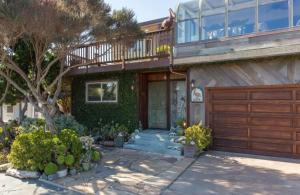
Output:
[{"left": 206, "top": 85, "right": 300, "bottom": 158}]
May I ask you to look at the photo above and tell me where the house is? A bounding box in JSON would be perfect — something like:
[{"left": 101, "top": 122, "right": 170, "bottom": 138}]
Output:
[
  {"left": 0, "top": 102, "right": 42, "bottom": 122},
  {"left": 68, "top": 0, "right": 300, "bottom": 158}
]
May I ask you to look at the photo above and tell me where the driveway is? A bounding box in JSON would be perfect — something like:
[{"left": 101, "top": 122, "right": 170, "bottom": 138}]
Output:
[
  {"left": 0, "top": 173, "right": 80, "bottom": 195},
  {"left": 164, "top": 151, "right": 300, "bottom": 195}
]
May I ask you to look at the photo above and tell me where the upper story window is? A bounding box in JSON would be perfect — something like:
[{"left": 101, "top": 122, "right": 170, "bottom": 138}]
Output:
[
  {"left": 258, "top": 0, "right": 289, "bottom": 32},
  {"left": 294, "top": 0, "right": 300, "bottom": 26},
  {"left": 228, "top": 0, "right": 256, "bottom": 36},
  {"left": 201, "top": 0, "right": 225, "bottom": 40},
  {"left": 177, "top": 0, "right": 200, "bottom": 43},
  {"left": 86, "top": 81, "right": 118, "bottom": 103},
  {"left": 176, "top": 0, "right": 300, "bottom": 43}
]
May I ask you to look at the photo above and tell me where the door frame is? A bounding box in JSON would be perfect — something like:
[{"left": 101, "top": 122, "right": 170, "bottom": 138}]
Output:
[{"left": 139, "top": 71, "right": 187, "bottom": 130}]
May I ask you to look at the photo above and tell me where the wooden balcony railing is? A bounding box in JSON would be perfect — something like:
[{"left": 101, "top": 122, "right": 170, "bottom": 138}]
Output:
[{"left": 66, "top": 30, "right": 171, "bottom": 68}]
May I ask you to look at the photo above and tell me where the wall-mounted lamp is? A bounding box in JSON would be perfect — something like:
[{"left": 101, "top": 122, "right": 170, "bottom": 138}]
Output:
[
  {"left": 191, "top": 79, "right": 195, "bottom": 88},
  {"left": 131, "top": 79, "right": 136, "bottom": 91}
]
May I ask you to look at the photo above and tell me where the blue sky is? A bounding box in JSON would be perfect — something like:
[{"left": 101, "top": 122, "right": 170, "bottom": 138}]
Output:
[{"left": 105, "top": 0, "right": 182, "bottom": 22}]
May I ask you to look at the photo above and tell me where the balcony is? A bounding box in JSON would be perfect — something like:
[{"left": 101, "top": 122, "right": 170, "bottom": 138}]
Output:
[{"left": 66, "top": 30, "right": 171, "bottom": 75}]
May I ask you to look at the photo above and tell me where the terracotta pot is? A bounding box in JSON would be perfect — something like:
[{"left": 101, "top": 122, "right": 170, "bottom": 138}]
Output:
[{"left": 184, "top": 145, "right": 198, "bottom": 158}]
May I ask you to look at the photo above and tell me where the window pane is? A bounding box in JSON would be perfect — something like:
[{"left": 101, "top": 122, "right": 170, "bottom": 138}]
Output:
[
  {"left": 177, "top": 0, "right": 199, "bottom": 20},
  {"left": 228, "top": 0, "right": 256, "bottom": 36},
  {"left": 294, "top": 0, "right": 300, "bottom": 26},
  {"left": 87, "top": 84, "right": 102, "bottom": 102},
  {"left": 258, "top": 0, "right": 289, "bottom": 32},
  {"left": 201, "top": 0, "right": 225, "bottom": 40},
  {"left": 102, "top": 82, "right": 117, "bottom": 102},
  {"left": 177, "top": 19, "right": 200, "bottom": 43}
]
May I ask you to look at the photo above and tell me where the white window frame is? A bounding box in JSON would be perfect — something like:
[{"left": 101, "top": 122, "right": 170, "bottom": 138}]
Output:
[{"left": 85, "top": 80, "right": 118, "bottom": 103}]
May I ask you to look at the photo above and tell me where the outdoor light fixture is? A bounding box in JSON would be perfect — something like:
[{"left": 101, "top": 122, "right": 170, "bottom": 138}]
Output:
[{"left": 191, "top": 79, "right": 195, "bottom": 88}]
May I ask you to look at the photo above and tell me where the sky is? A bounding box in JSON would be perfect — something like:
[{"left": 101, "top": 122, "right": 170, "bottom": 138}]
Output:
[{"left": 105, "top": 0, "right": 183, "bottom": 22}]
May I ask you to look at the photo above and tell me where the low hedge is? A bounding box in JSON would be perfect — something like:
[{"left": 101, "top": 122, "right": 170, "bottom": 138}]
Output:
[{"left": 8, "top": 129, "right": 83, "bottom": 172}]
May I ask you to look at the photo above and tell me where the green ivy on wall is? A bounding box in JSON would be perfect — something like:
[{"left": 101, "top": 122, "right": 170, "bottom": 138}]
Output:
[{"left": 71, "top": 71, "right": 138, "bottom": 133}]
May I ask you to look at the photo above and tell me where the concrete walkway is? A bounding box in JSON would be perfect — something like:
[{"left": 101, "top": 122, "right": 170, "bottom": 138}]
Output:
[
  {"left": 164, "top": 151, "right": 300, "bottom": 195},
  {"left": 0, "top": 173, "right": 80, "bottom": 195}
]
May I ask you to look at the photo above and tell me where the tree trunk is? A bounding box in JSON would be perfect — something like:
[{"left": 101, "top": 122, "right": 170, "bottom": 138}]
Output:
[
  {"left": 19, "top": 99, "right": 28, "bottom": 122},
  {"left": 41, "top": 105, "right": 57, "bottom": 134}
]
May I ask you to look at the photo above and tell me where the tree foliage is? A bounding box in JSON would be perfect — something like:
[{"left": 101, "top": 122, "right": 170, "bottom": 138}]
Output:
[{"left": 0, "top": 0, "right": 142, "bottom": 133}]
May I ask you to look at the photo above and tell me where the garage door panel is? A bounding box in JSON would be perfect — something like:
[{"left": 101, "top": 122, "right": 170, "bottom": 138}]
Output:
[
  {"left": 296, "top": 91, "right": 300, "bottom": 100},
  {"left": 214, "top": 127, "right": 248, "bottom": 138},
  {"left": 250, "top": 142, "right": 293, "bottom": 153},
  {"left": 251, "top": 104, "right": 292, "bottom": 113},
  {"left": 250, "top": 117, "right": 292, "bottom": 127},
  {"left": 213, "top": 104, "right": 248, "bottom": 112},
  {"left": 296, "top": 146, "right": 300, "bottom": 154},
  {"left": 212, "top": 115, "right": 248, "bottom": 125},
  {"left": 293, "top": 119, "right": 300, "bottom": 128},
  {"left": 250, "top": 130, "right": 293, "bottom": 140},
  {"left": 207, "top": 86, "right": 300, "bottom": 158},
  {"left": 214, "top": 138, "right": 248, "bottom": 149},
  {"left": 212, "top": 92, "right": 248, "bottom": 100},
  {"left": 250, "top": 91, "right": 293, "bottom": 100}
]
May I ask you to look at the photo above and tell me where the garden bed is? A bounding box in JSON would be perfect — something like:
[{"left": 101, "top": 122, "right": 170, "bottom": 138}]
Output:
[{"left": 0, "top": 149, "right": 9, "bottom": 165}]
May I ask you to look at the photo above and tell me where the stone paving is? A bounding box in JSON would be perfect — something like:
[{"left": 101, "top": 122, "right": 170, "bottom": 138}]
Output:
[
  {"left": 54, "top": 148, "right": 193, "bottom": 195},
  {"left": 164, "top": 151, "right": 300, "bottom": 195},
  {"left": 0, "top": 173, "right": 80, "bottom": 195}
]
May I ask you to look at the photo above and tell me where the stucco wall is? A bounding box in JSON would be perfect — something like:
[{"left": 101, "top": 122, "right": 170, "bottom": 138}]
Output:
[{"left": 189, "top": 55, "right": 300, "bottom": 125}]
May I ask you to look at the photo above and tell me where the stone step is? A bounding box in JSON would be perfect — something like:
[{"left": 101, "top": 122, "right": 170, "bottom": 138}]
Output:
[{"left": 123, "top": 130, "right": 183, "bottom": 157}]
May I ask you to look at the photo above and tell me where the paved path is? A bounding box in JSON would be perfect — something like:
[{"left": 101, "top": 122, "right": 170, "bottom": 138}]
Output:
[
  {"left": 0, "top": 173, "right": 81, "bottom": 195},
  {"left": 164, "top": 151, "right": 300, "bottom": 195}
]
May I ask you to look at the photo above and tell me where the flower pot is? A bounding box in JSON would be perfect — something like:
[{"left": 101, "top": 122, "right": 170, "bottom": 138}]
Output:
[
  {"left": 114, "top": 136, "right": 124, "bottom": 148},
  {"left": 184, "top": 145, "right": 198, "bottom": 158},
  {"left": 57, "top": 169, "right": 68, "bottom": 178}
]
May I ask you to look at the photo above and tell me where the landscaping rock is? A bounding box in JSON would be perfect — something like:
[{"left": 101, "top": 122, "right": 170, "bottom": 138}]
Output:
[
  {"left": 57, "top": 169, "right": 68, "bottom": 178},
  {"left": 47, "top": 173, "right": 59, "bottom": 181},
  {"left": 40, "top": 173, "right": 48, "bottom": 180},
  {"left": 6, "top": 168, "right": 41, "bottom": 179},
  {"left": 69, "top": 169, "right": 77, "bottom": 176},
  {"left": 0, "top": 163, "right": 11, "bottom": 172}
]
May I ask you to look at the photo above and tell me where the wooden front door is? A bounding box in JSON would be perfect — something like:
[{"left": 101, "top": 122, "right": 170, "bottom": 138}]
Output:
[
  {"left": 148, "top": 81, "right": 167, "bottom": 129},
  {"left": 206, "top": 85, "right": 300, "bottom": 158}
]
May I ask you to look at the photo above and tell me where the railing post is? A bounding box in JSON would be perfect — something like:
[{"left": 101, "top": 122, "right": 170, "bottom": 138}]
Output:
[{"left": 121, "top": 42, "right": 125, "bottom": 70}]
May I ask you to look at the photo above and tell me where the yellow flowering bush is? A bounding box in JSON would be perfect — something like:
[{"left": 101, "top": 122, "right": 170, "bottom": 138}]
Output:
[{"left": 185, "top": 124, "right": 212, "bottom": 150}]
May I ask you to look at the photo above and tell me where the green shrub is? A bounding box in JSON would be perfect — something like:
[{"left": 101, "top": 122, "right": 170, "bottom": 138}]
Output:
[
  {"left": 65, "top": 155, "right": 75, "bottom": 167},
  {"left": 175, "top": 118, "right": 186, "bottom": 129},
  {"left": 2, "top": 120, "right": 20, "bottom": 148},
  {"left": 59, "top": 129, "right": 82, "bottom": 166},
  {"left": 185, "top": 124, "right": 212, "bottom": 150},
  {"left": 44, "top": 162, "right": 58, "bottom": 175},
  {"left": 54, "top": 115, "right": 86, "bottom": 135},
  {"left": 91, "top": 150, "right": 101, "bottom": 162},
  {"left": 19, "top": 118, "right": 45, "bottom": 133},
  {"left": 56, "top": 155, "right": 65, "bottom": 165},
  {"left": 8, "top": 130, "right": 53, "bottom": 171},
  {"left": 0, "top": 151, "right": 8, "bottom": 165}
]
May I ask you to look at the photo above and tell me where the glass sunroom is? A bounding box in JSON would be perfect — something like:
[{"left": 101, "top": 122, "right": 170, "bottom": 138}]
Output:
[{"left": 176, "top": 0, "right": 300, "bottom": 44}]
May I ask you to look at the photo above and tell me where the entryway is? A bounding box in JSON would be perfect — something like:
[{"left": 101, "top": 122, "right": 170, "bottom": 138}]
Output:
[{"left": 139, "top": 72, "right": 187, "bottom": 130}]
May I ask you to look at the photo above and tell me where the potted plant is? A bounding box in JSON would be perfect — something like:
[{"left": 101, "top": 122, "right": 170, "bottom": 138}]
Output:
[
  {"left": 113, "top": 124, "right": 129, "bottom": 147},
  {"left": 56, "top": 155, "right": 68, "bottom": 178},
  {"left": 183, "top": 124, "right": 212, "bottom": 158}
]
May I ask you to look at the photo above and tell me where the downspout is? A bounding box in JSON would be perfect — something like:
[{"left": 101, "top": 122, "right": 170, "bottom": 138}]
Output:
[{"left": 168, "top": 8, "right": 185, "bottom": 77}]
